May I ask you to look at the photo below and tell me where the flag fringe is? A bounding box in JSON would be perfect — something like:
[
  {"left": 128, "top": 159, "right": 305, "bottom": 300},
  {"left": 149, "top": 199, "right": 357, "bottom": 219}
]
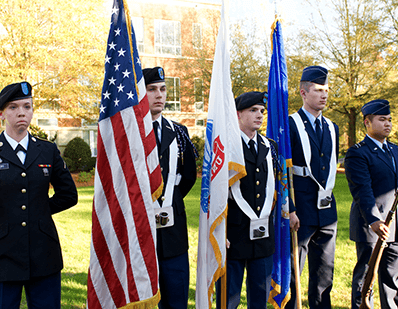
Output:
[
  {"left": 270, "top": 17, "right": 282, "bottom": 53},
  {"left": 118, "top": 289, "right": 161, "bottom": 309},
  {"left": 204, "top": 162, "right": 246, "bottom": 307},
  {"left": 152, "top": 181, "right": 164, "bottom": 202},
  {"left": 207, "top": 204, "right": 228, "bottom": 308},
  {"left": 228, "top": 162, "right": 246, "bottom": 187},
  {"left": 268, "top": 280, "right": 291, "bottom": 309}
]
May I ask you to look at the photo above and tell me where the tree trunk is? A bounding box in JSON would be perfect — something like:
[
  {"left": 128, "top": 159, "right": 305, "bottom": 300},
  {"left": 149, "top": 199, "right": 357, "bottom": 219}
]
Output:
[{"left": 348, "top": 107, "right": 357, "bottom": 147}]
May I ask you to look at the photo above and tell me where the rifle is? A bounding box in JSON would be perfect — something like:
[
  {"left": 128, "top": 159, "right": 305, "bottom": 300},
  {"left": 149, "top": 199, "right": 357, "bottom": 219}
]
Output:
[{"left": 359, "top": 190, "right": 398, "bottom": 309}]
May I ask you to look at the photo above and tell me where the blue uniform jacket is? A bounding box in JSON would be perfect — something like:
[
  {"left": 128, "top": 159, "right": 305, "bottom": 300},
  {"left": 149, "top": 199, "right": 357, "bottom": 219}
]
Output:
[
  {"left": 0, "top": 133, "right": 78, "bottom": 282},
  {"left": 289, "top": 108, "right": 339, "bottom": 227},
  {"left": 345, "top": 136, "right": 398, "bottom": 243},
  {"left": 226, "top": 134, "right": 277, "bottom": 260}
]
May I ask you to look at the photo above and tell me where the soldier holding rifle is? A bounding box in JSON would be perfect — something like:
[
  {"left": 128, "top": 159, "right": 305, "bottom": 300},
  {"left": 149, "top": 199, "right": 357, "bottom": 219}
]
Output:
[{"left": 345, "top": 99, "right": 398, "bottom": 309}]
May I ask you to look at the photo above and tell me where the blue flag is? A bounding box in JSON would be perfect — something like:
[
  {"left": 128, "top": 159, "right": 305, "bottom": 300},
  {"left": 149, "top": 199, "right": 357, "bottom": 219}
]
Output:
[{"left": 266, "top": 18, "right": 292, "bottom": 309}]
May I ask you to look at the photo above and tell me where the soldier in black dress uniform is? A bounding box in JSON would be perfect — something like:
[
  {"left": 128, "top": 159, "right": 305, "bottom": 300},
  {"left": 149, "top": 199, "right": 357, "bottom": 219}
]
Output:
[
  {"left": 143, "top": 67, "right": 197, "bottom": 309},
  {"left": 217, "top": 91, "right": 278, "bottom": 309},
  {"left": 0, "top": 81, "right": 78, "bottom": 308}
]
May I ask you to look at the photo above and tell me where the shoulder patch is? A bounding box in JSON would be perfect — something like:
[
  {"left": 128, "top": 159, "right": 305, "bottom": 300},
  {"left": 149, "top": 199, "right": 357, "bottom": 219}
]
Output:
[{"left": 354, "top": 141, "right": 365, "bottom": 149}]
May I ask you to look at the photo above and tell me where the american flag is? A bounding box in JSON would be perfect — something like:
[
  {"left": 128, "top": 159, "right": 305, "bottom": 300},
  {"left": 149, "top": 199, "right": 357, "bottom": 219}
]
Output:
[{"left": 87, "top": 0, "right": 162, "bottom": 308}]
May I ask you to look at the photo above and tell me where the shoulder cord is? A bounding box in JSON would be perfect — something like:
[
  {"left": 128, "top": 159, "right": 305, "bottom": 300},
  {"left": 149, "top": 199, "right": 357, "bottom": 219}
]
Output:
[{"left": 173, "top": 124, "right": 199, "bottom": 159}]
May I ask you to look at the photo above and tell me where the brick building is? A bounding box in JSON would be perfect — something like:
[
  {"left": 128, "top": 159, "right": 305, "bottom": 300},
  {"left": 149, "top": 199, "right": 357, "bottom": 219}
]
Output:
[
  {"left": 1, "top": 0, "right": 221, "bottom": 155},
  {"left": 130, "top": 0, "right": 221, "bottom": 137}
]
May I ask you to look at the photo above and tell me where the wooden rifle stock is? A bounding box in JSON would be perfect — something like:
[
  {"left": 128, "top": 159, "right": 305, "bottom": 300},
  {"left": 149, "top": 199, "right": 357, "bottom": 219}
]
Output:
[{"left": 359, "top": 190, "right": 398, "bottom": 309}]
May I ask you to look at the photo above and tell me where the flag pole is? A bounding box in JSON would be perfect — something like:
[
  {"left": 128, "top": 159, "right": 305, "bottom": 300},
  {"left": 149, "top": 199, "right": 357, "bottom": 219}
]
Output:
[{"left": 288, "top": 168, "right": 302, "bottom": 309}]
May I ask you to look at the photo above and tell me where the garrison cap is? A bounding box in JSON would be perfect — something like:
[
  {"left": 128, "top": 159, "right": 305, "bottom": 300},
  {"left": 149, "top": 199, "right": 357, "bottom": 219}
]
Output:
[
  {"left": 143, "top": 67, "right": 165, "bottom": 86},
  {"left": 301, "top": 66, "right": 328, "bottom": 85},
  {"left": 0, "top": 81, "right": 32, "bottom": 110},
  {"left": 235, "top": 91, "right": 268, "bottom": 111},
  {"left": 361, "top": 99, "right": 390, "bottom": 117}
]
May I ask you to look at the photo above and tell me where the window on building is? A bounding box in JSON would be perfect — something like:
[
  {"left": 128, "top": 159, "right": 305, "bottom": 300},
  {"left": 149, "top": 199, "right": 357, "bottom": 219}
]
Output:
[
  {"left": 132, "top": 17, "right": 144, "bottom": 53},
  {"left": 194, "top": 78, "right": 204, "bottom": 112},
  {"left": 37, "top": 118, "right": 58, "bottom": 127},
  {"left": 196, "top": 119, "right": 205, "bottom": 126},
  {"left": 192, "top": 23, "right": 202, "bottom": 49},
  {"left": 164, "top": 77, "right": 180, "bottom": 111},
  {"left": 154, "top": 20, "right": 181, "bottom": 56}
]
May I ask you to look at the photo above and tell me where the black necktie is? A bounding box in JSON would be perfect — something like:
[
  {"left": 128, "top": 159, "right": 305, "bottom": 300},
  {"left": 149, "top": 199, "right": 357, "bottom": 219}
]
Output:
[
  {"left": 153, "top": 121, "right": 160, "bottom": 149},
  {"left": 315, "top": 118, "right": 322, "bottom": 144},
  {"left": 15, "top": 144, "right": 26, "bottom": 154},
  {"left": 383, "top": 144, "right": 393, "bottom": 165},
  {"left": 248, "top": 139, "right": 257, "bottom": 160}
]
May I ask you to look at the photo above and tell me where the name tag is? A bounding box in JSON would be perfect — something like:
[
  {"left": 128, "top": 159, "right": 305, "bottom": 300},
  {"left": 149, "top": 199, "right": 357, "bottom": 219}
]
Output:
[{"left": 0, "top": 163, "right": 9, "bottom": 170}]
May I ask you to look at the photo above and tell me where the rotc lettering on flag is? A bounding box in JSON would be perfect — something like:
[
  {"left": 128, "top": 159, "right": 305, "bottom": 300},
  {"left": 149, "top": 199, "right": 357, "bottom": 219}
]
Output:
[
  {"left": 211, "top": 136, "right": 225, "bottom": 181},
  {"left": 87, "top": 0, "right": 162, "bottom": 308}
]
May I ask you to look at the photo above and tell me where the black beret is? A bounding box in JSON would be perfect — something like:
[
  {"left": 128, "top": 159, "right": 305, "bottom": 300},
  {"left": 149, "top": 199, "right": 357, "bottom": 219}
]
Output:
[
  {"left": 235, "top": 91, "right": 267, "bottom": 111},
  {"left": 0, "top": 81, "right": 32, "bottom": 110},
  {"left": 301, "top": 66, "right": 328, "bottom": 85},
  {"left": 361, "top": 99, "right": 390, "bottom": 117},
  {"left": 143, "top": 67, "right": 165, "bottom": 86}
]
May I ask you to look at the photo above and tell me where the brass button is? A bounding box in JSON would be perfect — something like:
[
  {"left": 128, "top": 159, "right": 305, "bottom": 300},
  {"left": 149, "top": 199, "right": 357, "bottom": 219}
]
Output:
[
  {"left": 161, "top": 196, "right": 165, "bottom": 201},
  {"left": 256, "top": 168, "right": 260, "bottom": 173},
  {"left": 21, "top": 188, "right": 27, "bottom": 193},
  {"left": 256, "top": 193, "right": 260, "bottom": 198},
  {"left": 322, "top": 166, "right": 326, "bottom": 170},
  {"left": 257, "top": 206, "right": 261, "bottom": 211},
  {"left": 161, "top": 167, "right": 163, "bottom": 172},
  {"left": 21, "top": 205, "right": 26, "bottom": 210},
  {"left": 322, "top": 180, "right": 326, "bottom": 184},
  {"left": 22, "top": 222, "right": 27, "bottom": 227},
  {"left": 320, "top": 153, "right": 324, "bottom": 157},
  {"left": 256, "top": 181, "right": 260, "bottom": 185},
  {"left": 21, "top": 172, "right": 26, "bottom": 177},
  {"left": 160, "top": 155, "right": 162, "bottom": 160}
]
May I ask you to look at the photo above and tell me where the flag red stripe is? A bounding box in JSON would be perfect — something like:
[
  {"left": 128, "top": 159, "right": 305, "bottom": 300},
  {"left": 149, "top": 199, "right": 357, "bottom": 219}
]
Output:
[
  {"left": 91, "top": 204, "right": 128, "bottom": 306},
  {"left": 133, "top": 95, "right": 162, "bottom": 195},
  {"left": 87, "top": 269, "right": 102, "bottom": 308},
  {"left": 95, "top": 126, "right": 139, "bottom": 305},
  {"left": 111, "top": 111, "right": 158, "bottom": 293}
]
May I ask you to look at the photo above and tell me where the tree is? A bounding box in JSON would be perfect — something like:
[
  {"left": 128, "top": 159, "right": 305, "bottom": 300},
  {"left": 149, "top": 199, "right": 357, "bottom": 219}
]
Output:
[
  {"left": 299, "top": 0, "right": 398, "bottom": 149},
  {"left": 174, "top": 8, "right": 219, "bottom": 111},
  {"left": 230, "top": 20, "right": 271, "bottom": 97},
  {"left": 0, "top": 0, "right": 108, "bottom": 122}
]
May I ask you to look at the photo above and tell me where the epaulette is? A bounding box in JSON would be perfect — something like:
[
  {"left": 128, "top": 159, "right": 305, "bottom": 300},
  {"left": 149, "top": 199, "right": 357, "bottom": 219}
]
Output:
[
  {"left": 31, "top": 135, "right": 51, "bottom": 143},
  {"left": 171, "top": 120, "right": 183, "bottom": 128},
  {"left": 354, "top": 141, "right": 365, "bottom": 149}
]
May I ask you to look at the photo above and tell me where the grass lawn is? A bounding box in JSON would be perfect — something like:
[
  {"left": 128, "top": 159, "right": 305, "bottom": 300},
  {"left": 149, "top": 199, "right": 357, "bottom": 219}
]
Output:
[{"left": 19, "top": 174, "right": 381, "bottom": 308}]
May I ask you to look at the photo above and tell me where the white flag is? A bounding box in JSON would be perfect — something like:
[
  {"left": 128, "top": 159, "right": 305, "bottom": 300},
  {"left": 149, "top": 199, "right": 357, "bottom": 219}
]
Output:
[{"left": 195, "top": 0, "right": 246, "bottom": 307}]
